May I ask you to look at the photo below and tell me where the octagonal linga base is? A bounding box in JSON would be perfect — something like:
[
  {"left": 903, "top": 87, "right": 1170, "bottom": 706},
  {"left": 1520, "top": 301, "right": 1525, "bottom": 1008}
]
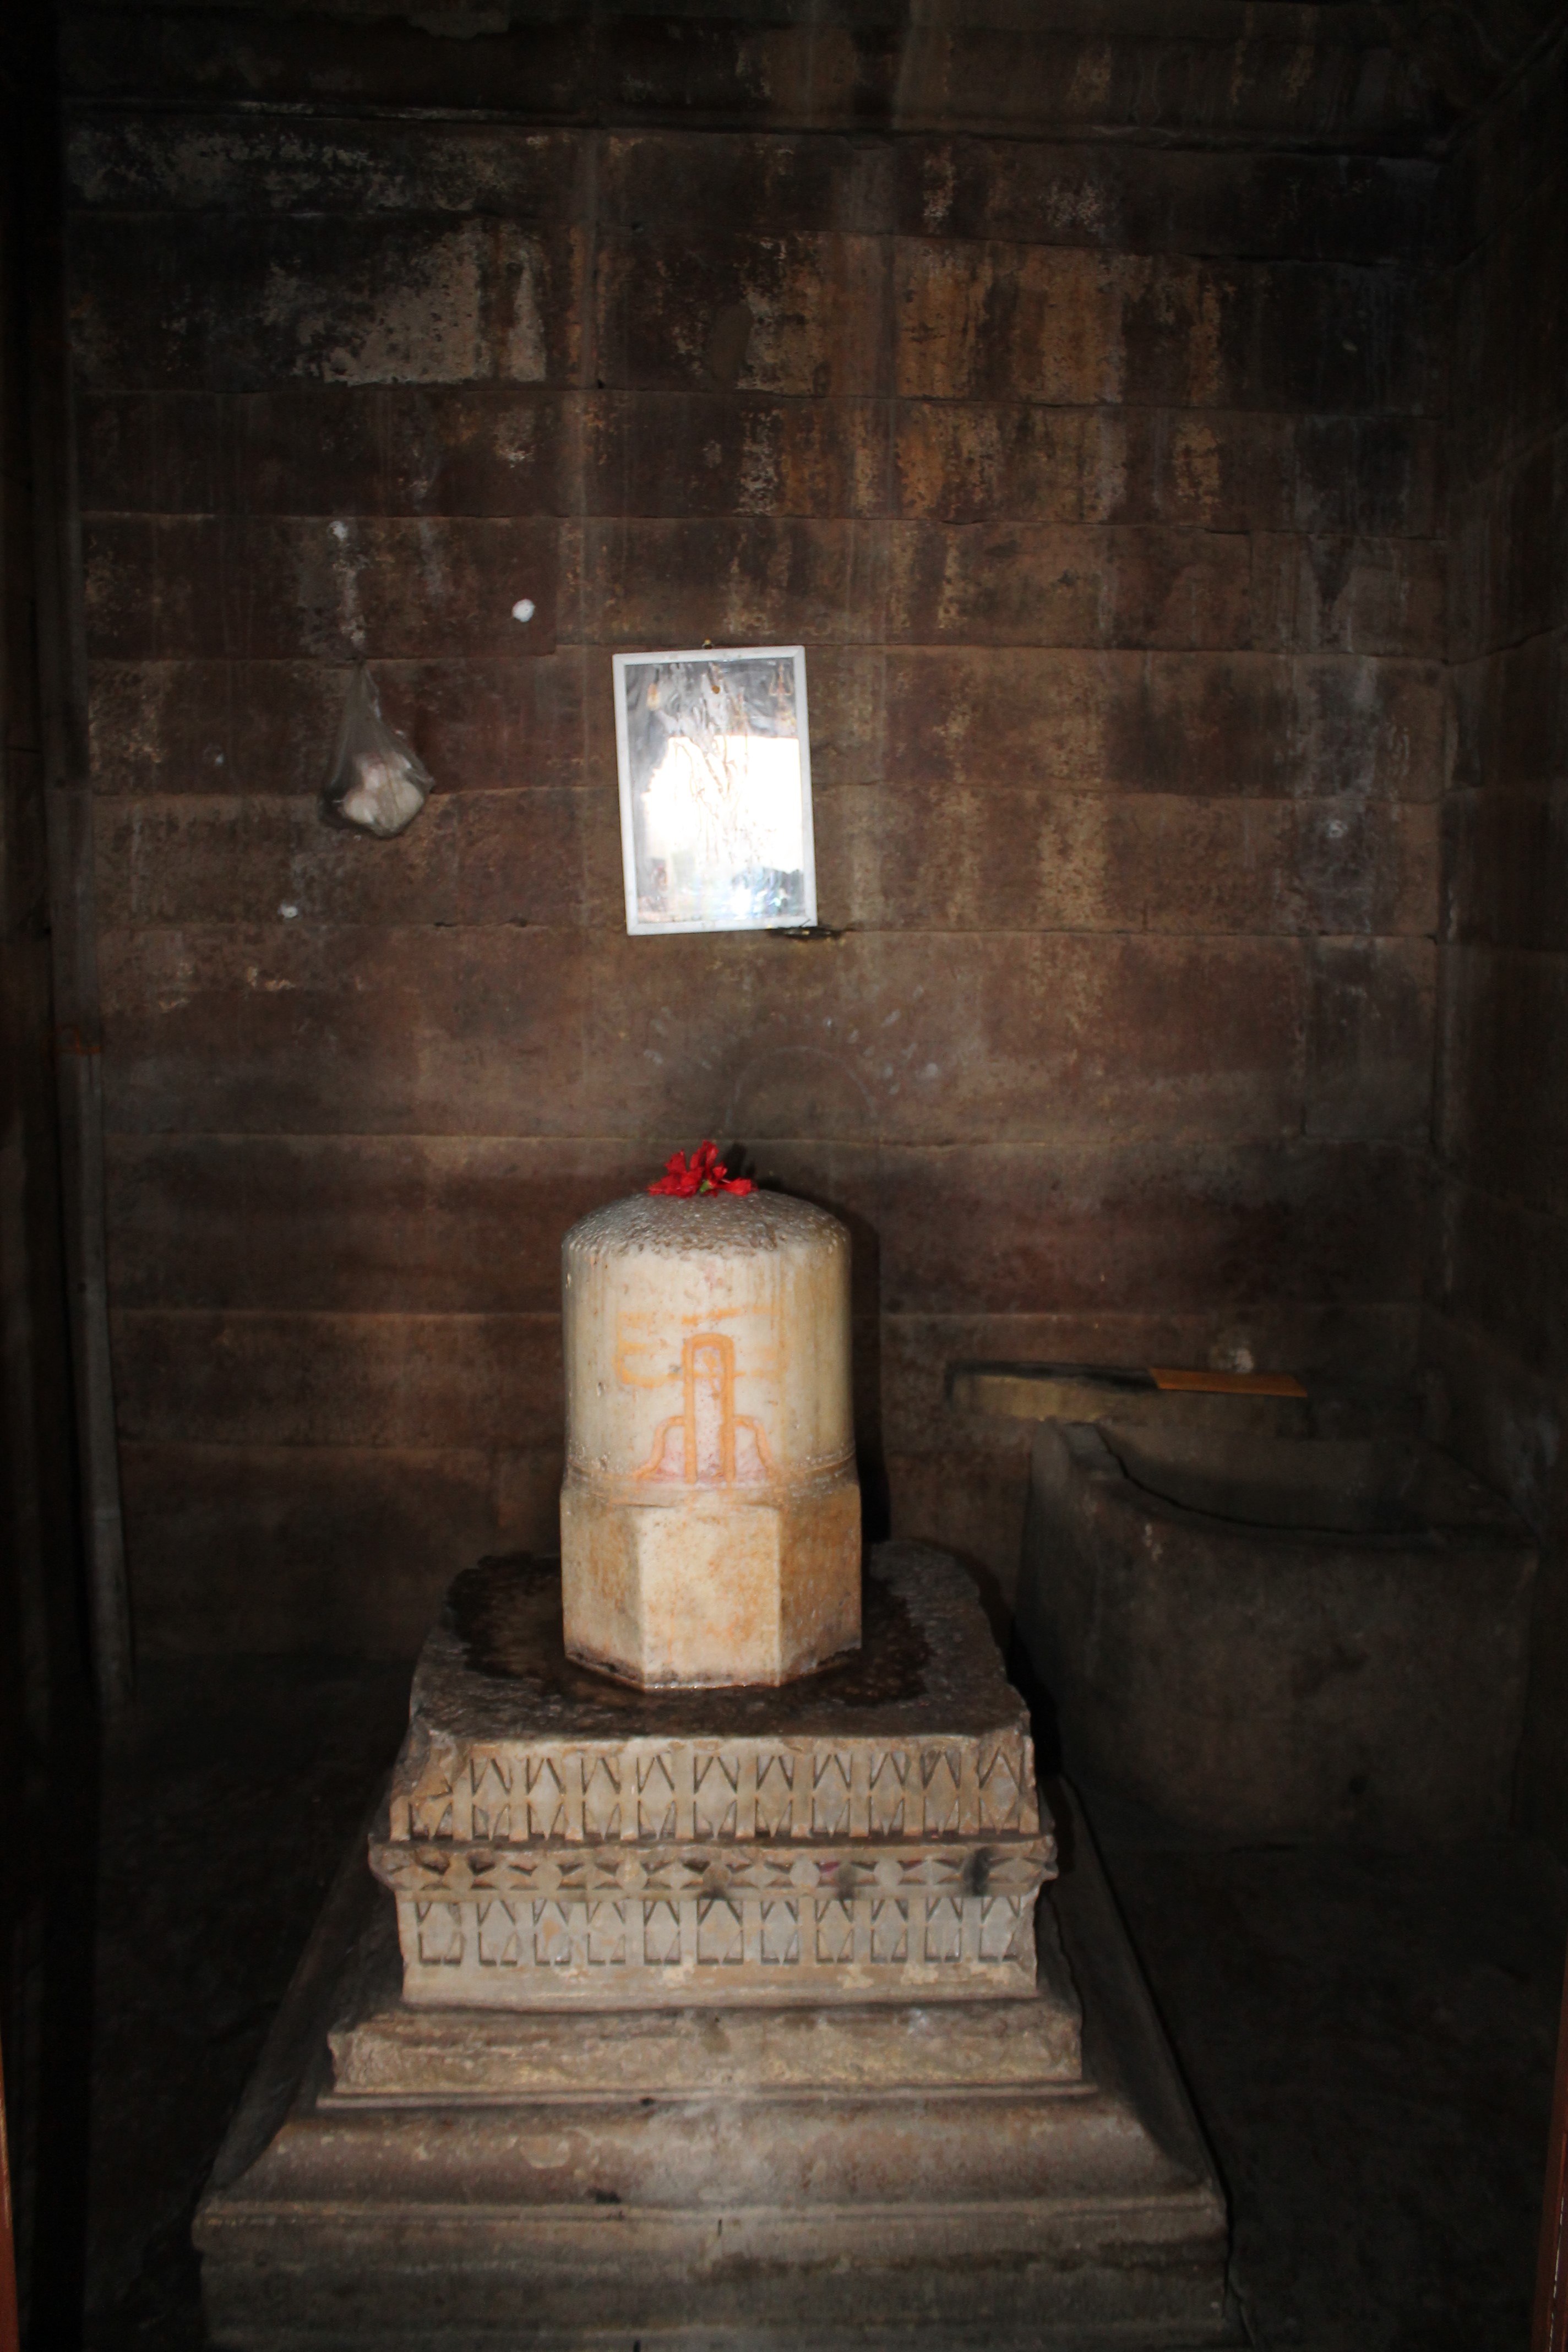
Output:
[{"left": 562, "top": 1475, "right": 862, "bottom": 1689}]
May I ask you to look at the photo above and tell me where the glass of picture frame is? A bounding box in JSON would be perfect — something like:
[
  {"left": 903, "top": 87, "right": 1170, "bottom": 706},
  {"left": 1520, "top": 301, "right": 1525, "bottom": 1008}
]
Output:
[{"left": 612, "top": 645, "right": 818, "bottom": 935}]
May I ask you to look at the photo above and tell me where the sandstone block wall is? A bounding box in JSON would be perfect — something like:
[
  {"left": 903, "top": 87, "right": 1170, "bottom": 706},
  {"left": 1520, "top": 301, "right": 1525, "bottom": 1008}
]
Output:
[
  {"left": 1433, "top": 27, "right": 1568, "bottom": 1842},
  {"left": 66, "top": 5, "right": 1447, "bottom": 1651}
]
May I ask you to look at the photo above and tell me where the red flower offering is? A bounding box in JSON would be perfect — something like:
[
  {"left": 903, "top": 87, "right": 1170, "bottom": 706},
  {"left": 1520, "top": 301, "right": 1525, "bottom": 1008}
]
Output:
[{"left": 648, "top": 1141, "right": 754, "bottom": 1197}]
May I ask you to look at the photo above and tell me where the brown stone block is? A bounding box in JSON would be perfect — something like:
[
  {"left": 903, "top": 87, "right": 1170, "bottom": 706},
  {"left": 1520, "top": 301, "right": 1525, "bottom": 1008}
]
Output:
[
  {"left": 59, "top": 12, "right": 1441, "bottom": 145},
  {"left": 118, "top": 1441, "right": 508, "bottom": 1656},
  {"left": 893, "top": 243, "right": 1429, "bottom": 415},
  {"left": 1291, "top": 416, "right": 1443, "bottom": 540},
  {"left": 1425, "top": 1311, "right": 1568, "bottom": 1543},
  {"left": 581, "top": 519, "right": 888, "bottom": 647},
  {"left": 892, "top": 406, "right": 1440, "bottom": 538},
  {"left": 1249, "top": 535, "right": 1445, "bottom": 657},
  {"left": 894, "top": 404, "right": 1284, "bottom": 531},
  {"left": 454, "top": 790, "right": 591, "bottom": 929},
  {"left": 67, "top": 116, "right": 582, "bottom": 219},
  {"left": 1306, "top": 937, "right": 1435, "bottom": 1139},
  {"left": 78, "top": 391, "right": 224, "bottom": 516},
  {"left": 104, "top": 1134, "right": 652, "bottom": 1316},
  {"left": 595, "top": 230, "right": 888, "bottom": 398},
  {"left": 1442, "top": 787, "right": 1568, "bottom": 953},
  {"left": 582, "top": 392, "right": 890, "bottom": 519},
  {"left": 89, "top": 655, "right": 588, "bottom": 798},
  {"left": 895, "top": 139, "right": 1438, "bottom": 264},
  {"left": 817, "top": 785, "right": 1436, "bottom": 936},
  {"left": 1438, "top": 946, "right": 1568, "bottom": 1217},
  {"left": 111, "top": 1307, "right": 563, "bottom": 1450},
  {"left": 70, "top": 213, "right": 581, "bottom": 391},
  {"left": 61, "top": 8, "right": 596, "bottom": 116},
  {"left": 598, "top": 132, "right": 894, "bottom": 238},
  {"left": 77, "top": 386, "right": 570, "bottom": 520},
  {"left": 885, "top": 522, "right": 1254, "bottom": 649},
  {"left": 1450, "top": 421, "right": 1568, "bottom": 666},
  {"left": 1451, "top": 631, "right": 1568, "bottom": 796},
  {"left": 832, "top": 649, "right": 1448, "bottom": 804},
  {"left": 97, "top": 922, "right": 589, "bottom": 1135},
  {"left": 92, "top": 794, "right": 463, "bottom": 929},
  {"left": 1435, "top": 1182, "right": 1568, "bottom": 1390},
  {"left": 874, "top": 1140, "right": 1428, "bottom": 1316},
  {"left": 1293, "top": 654, "right": 1446, "bottom": 802},
  {"left": 89, "top": 660, "right": 339, "bottom": 797},
  {"left": 580, "top": 929, "right": 1306, "bottom": 1146},
  {"left": 81, "top": 384, "right": 571, "bottom": 523},
  {"left": 84, "top": 518, "right": 558, "bottom": 661}
]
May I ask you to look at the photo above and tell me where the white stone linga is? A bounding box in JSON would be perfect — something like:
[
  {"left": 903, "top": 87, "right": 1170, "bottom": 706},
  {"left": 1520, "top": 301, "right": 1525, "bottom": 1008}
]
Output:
[{"left": 559, "top": 1191, "right": 862, "bottom": 1687}]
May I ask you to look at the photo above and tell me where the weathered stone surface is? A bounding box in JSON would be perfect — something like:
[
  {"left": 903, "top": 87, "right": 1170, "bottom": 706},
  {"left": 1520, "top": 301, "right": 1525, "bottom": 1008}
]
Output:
[
  {"left": 330, "top": 1899, "right": 1082, "bottom": 2095},
  {"left": 88, "top": 652, "right": 589, "bottom": 797},
  {"left": 71, "top": 213, "right": 579, "bottom": 391},
  {"left": 894, "top": 138, "right": 1439, "bottom": 263},
  {"left": 112, "top": 1308, "right": 563, "bottom": 1451},
  {"left": 99, "top": 922, "right": 591, "bottom": 1136},
  {"left": 63, "top": 4, "right": 1445, "bottom": 146},
  {"left": 375, "top": 1547, "right": 1047, "bottom": 2005},
  {"left": 195, "top": 1778, "right": 1231, "bottom": 2349},
  {"left": 68, "top": 57, "right": 1456, "bottom": 1652},
  {"left": 1306, "top": 937, "right": 1436, "bottom": 1139},
  {"left": 893, "top": 243, "right": 1433, "bottom": 415},
  {"left": 84, "top": 515, "right": 559, "bottom": 661},
  {"left": 595, "top": 229, "right": 888, "bottom": 397},
  {"left": 117, "top": 1439, "right": 520, "bottom": 1657},
  {"left": 560, "top": 1192, "right": 861, "bottom": 1689},
  {"left": 816, "top": 786, "right": 1437, "bottom": 937},
  {"left": 1017, "top": 1422, "right": 1538, "bottom": 1841},
  {"left": 78, "top": 385, "right": 571, "bottom": 519}
]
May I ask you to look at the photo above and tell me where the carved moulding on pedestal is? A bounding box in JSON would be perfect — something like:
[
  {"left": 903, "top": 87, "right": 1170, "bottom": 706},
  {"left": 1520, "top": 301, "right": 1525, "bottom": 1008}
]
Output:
[{"left": 369, "top": 1544, "right": 1055, "bottom": 2007}]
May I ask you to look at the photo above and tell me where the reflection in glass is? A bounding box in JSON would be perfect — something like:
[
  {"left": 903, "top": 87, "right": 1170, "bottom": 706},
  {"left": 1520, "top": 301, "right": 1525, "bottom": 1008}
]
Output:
[{"left": 613, "top": 648, "right": 817, "bottom": 934}]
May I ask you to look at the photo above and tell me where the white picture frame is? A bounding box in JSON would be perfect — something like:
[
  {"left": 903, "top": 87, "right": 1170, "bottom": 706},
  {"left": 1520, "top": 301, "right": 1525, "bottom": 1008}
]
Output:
[{"left": 612, "top": 645, "right": 818, "bottom": 936}]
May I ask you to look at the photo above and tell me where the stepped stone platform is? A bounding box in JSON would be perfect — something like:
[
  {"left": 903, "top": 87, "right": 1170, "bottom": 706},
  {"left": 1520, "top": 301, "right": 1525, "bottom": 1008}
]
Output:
[{"left": 195, "top": 1546, "right": 1234, "bottom": 2349}]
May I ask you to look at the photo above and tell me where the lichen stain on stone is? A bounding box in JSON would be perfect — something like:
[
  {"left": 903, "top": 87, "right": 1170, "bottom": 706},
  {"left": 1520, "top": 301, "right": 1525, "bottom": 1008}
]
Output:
[
  {"left": 1170, "top": 420, "right": 1224, "bottom": 522},
  {"left": 260, "top": 221, "right": 545, "bottom": 385}
]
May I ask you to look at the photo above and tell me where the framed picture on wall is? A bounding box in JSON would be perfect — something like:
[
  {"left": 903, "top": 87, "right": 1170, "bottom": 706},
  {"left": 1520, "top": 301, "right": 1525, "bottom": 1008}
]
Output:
[{"left": 612, "top": 645, "right": 818, "bottom": 935}]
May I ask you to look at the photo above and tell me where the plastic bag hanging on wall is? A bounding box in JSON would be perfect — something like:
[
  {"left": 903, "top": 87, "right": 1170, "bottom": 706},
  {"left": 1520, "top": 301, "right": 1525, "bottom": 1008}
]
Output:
[{"left": 322, "top": 662, "right": 433, "bottom": 838}]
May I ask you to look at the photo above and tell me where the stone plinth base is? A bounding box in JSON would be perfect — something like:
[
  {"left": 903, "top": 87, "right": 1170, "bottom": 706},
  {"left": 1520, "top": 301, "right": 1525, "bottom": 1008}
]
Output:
[
  {"left": 373, "top": 1547, "right": 1054, "bottom": 2008},
  {"left": 195, "top": 1785, "right": 1233, "bottom": 2349}
]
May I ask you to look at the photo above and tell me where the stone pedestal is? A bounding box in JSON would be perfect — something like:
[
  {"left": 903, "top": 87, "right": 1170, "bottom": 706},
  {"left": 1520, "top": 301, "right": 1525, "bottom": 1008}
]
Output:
[
  {"left": 372, "top": 1546, "right": 1050, "bottom": 2007},
  {"left": 195, "top": 1546, "right": 1234, "bottom": 2348}
]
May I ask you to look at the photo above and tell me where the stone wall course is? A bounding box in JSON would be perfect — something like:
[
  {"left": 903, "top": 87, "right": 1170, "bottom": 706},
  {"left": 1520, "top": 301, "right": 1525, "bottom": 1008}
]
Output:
[
  {"left": 100, "top": 1132, "right": 1423, "bottom": 1324},
  {"left": 1305, "top": 935, "right": 1436, "bottom": 1139},
  {"left": 79, "top": 387, "right": 571, "bottom": 521},
  {"left": 892, "top": 243, "right": 1434, "bottom": 416},
  {"left": 1442, "top": 786, "right": 1568, "bottom": 954},
  {"left": 71, "top": 214, "right": 581, "bottom": 394},
  {"left": 118, "top": 1440, "right": 517, "bottom": 1654},
  {"left": 111, "top": 1306, "right": 564, "bottom": 1450},
  {"left": 61, "top": 51, "right": 1453, "bottom": 1639},
  {"left": 97, "top": 922, "right": 591, "bottom": 1136},
  {"left": 87, "top": 655, "right": 590, "bottom": 797},
  {"left": 1438, "top": 944, "right": 1568, "bottom": 1221},
  {"left": 595, "top": 230, "right": 890, "bottom": 399},
  {"left": 84, "top": 515, "right": 560, "bottom": 662}
]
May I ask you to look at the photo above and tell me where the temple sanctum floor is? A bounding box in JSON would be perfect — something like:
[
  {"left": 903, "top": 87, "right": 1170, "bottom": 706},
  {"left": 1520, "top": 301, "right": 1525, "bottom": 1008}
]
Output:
[{"left": 74, "top": 1654, "right": 1567, "bottom": 2352}]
